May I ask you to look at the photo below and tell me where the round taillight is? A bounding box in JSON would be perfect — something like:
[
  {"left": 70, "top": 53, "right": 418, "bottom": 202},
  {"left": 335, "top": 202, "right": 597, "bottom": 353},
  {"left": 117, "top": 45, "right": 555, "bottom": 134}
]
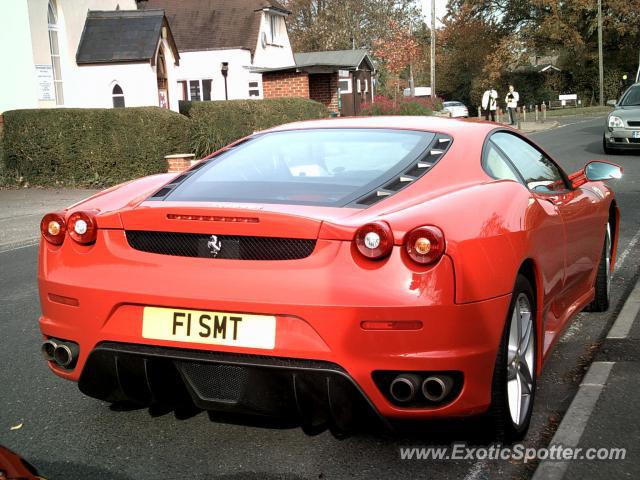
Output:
[
  {"left": 355, "top": 221, "right": 394, "bottom": 259},
  {"left": 404, "top": 226, "right": 445, "bottom": 265},
  {"left": 67, "top": 211, "right": 97, "bottom": 245},
  {"left": 40, "top": 213, "right": 66, "bottom": 245}
]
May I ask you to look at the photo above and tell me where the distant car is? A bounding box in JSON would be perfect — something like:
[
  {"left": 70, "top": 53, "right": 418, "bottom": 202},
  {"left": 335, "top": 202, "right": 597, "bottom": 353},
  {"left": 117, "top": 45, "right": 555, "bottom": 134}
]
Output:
[
  {"left": 442, "top": 101, "right": 469, "bottom": 118},
  {"left": 604, "top": 82, "right": 640, "bottom": 154},
  {"left": 38, "top": 117, "right": 621, "bottom": 442}
]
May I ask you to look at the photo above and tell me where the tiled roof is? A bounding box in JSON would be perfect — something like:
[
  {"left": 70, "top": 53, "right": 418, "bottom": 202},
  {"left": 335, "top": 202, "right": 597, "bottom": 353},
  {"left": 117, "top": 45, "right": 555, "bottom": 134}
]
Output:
[
  {"left": 139, "top": 0, "right": 288, "bottom": 54},
  {"left": 76, "top": 10, "right": 178, "bottom": 64},
  {"left": 294, "top": 50, "right": 374, "bottom": 70}
]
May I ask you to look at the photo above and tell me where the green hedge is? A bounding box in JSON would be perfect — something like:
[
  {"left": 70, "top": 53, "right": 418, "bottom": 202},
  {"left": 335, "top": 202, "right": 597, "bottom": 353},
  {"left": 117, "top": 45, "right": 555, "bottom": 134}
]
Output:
[
  {"left": 2, "top": 107, "right": 190, "bottom": 187},
  {"left": 182, "top": 98, "right": 330, "bottom": 157}
]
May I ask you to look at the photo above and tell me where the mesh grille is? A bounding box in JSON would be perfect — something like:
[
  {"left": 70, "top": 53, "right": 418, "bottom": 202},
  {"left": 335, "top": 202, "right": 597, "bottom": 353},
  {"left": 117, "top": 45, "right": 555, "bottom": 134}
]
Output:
[
  {"left": 126, "top": 230, "right": 316, "bottom": 260},
  {"left": 179, "top": 362, "right": 248, "bottom": 402}
]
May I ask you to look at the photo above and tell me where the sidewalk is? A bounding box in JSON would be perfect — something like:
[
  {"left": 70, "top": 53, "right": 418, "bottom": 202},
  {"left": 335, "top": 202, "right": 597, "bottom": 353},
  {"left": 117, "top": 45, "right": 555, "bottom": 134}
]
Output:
[
  {"left": 0, "top": 188, "right": 97, "bottom": 252},
  {"left": 518, "top": 121, "right": 560, "bottom": 134},
  {"left": 533, "top": 280, "right": 640, "bottom": 479}
]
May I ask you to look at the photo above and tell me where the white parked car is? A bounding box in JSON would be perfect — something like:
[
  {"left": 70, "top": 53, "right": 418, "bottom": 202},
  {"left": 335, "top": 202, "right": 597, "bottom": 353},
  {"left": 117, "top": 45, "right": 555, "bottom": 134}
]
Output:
[{"left": 442, "top": 101, "right": 469, "bottom": 118}]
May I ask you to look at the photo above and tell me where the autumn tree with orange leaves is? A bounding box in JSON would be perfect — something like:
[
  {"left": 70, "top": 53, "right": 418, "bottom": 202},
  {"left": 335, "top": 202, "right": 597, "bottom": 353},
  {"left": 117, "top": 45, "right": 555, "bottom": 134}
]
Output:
[{"left": 374, "top": 20, "right": 423, "bottom": 101}]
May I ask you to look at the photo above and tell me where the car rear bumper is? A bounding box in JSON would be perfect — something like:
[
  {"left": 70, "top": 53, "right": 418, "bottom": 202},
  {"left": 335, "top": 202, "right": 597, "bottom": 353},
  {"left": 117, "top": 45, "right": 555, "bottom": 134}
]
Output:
[
  {"left": 38, "top": 230, "right": 512, "bottom": 427},
  {"left": 79, "top": 341, "right": 385, "bottom": 436}
]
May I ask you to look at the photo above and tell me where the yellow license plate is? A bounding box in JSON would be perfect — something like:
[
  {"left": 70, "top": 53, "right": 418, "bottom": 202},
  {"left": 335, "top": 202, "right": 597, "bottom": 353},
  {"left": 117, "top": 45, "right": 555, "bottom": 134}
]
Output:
[{"left": 142, "top": 307, "right": 276, "bottom": 349}]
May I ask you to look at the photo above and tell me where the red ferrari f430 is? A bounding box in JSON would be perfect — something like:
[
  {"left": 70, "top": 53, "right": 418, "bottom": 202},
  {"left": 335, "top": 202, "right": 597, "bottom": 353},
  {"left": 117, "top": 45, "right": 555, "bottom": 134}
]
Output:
[{"left": 38, "top": 117, "right": 622, "bottom": 441}]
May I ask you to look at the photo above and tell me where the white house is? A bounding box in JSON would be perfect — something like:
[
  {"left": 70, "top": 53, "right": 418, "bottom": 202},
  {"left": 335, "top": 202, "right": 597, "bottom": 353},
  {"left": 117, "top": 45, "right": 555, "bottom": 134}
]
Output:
[
  {"left": 0, "top": 0, "right": 181, "bottom": 113},
  {"left": 138, "top": 0, "right": 295, "bottom": 101}
]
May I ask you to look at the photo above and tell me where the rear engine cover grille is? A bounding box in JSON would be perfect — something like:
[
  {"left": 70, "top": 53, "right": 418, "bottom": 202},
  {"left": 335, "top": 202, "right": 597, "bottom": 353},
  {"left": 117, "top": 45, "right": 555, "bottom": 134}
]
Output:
[
  {"left": 179, "top": 362, "right": 248, "bottom": 402},
  {"left": 126, "top": 230, "right": 316, "bottom": 260}
]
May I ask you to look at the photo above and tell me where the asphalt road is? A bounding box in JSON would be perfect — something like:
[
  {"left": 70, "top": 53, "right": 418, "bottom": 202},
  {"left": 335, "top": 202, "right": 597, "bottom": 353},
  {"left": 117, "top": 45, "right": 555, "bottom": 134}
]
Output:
[{"left": 1, "top": 116, "right": 639, "bottom": 480}]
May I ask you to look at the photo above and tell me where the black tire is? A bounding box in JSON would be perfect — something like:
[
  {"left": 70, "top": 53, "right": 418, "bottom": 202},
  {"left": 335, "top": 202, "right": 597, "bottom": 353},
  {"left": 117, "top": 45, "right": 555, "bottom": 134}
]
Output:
[
  {"left": 587, "top": 223, "right": 612, "bottom": 312},
  {"left": 485, "top": 274, "right": 537, "bottom": 443},
  {"left": 603, "top": 136, "right": 615, "bottom": 155}
]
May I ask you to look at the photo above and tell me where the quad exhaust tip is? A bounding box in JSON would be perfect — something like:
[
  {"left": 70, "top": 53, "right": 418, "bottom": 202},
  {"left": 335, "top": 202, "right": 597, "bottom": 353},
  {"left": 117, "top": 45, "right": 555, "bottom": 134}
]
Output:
[
  {"left": 422, "top": 375, "right": 454, "bottom": 403},
  {"left": 41, "top": 340, "right": 57, "bottom": 362},
  {"left": 389, "top": 374, "right": 421, "bottom": 403},
  {"left": 42, "top": 338, "right": 79, "bottom": 369},
  {"left": 388, "top": 373, "right": 455, "bottom": 405}
]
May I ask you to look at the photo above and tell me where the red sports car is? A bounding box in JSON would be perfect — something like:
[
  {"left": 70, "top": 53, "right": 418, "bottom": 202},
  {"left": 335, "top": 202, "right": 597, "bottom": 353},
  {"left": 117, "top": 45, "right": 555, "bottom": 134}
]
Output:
[{"left": 38, "top": 116, "right": 621, "bottom": 441}]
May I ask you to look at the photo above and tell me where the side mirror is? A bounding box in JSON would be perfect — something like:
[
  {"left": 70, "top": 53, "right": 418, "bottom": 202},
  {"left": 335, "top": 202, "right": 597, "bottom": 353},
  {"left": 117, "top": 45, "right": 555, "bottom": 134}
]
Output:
[
  {"left": 585, "top": 161, "right": 623, "bottom": 181},
  {"left": 569, "top": 161, "right": 623, "bottom": 188},
  {"left": 606, "top": 99, "right": 617, "bottom": 107}
]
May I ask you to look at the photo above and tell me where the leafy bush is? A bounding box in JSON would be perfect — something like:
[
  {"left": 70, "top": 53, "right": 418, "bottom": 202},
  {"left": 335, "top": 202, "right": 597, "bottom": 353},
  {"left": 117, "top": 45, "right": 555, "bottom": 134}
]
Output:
[
  {"left": 182, "top": 98, "right": 330, "bottom": 157},
  {"left": 0, "top": 129, "right": 10, "bottom": 186},
  {"left": 2, "top": 107, "right": 190, "bottom": 187},
  {"left": 360, "top": 95, "right": 443, "bottom": 116}
]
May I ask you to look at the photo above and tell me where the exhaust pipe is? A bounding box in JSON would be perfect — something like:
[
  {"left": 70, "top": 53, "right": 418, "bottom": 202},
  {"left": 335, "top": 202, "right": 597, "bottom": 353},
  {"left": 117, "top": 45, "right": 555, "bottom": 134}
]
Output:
[
  {"left": 53, "top": 341, "right": 79, "bottom": 368},
  {"left": 389, "top": 374, "right": 421, "bottom": 403},
  {"left": 41, "top": 339, "right": 58, "bottom": 362},
  {"left": 422, "top": 375, "right": 453, "bottom": 403}
]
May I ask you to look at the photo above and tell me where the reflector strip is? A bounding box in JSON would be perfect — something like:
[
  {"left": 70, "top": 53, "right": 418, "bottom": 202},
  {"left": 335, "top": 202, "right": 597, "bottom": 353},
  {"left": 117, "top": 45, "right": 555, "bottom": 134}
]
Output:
[
  {"left": 48, "top": 293, "right": 80, "bottom": 307},
  {"left": 167, "top": 214, "right": 259, "bottom": 223},
  {"left": 360, "top": 321, "right": 423, "bottom": 331}
]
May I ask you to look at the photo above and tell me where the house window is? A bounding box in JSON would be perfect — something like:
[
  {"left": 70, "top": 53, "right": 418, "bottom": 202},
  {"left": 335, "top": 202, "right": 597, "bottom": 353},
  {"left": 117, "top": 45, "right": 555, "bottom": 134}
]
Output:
[
  {"left": 112, "top": 84, "right": 125, "bottom": 108},
  {"left": 249, "top": 81, "right": 259, "bottom": 97},
  {"left": 356, "top": 79, "right": 362, "bottom": 93},
  {"left": 339, "top": 79, "right": 351, "bottom": 94},
  {"left": 268, "top": 14, "right": 279, "bottom": 44},
  {"left": 363, "top": 79, "right": 369, "bottom": 93},
  {"left": 48, "top": 0, "right": 64, "bottom": 105},
  {"left": 189, "top": 80, "right": 201, "bottom": 101},
  {"left": 178, "top": 79, "right": 213, "bottom": 101},
  {"left": 202, "top": 79, "right": 212, "bottom": 100}
]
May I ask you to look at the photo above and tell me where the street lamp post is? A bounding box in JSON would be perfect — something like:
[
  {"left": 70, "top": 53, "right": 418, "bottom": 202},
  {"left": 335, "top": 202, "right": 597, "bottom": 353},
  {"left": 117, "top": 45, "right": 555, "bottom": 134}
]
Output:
[
  {"left": 597, "top": 0, "right": 604, "bottom": 106},
  {"left": 430, "top": 0, "right": 436, "bottom": 99},
  {"left": 221, "top": 62, "right": 229, "bottom": 101}
]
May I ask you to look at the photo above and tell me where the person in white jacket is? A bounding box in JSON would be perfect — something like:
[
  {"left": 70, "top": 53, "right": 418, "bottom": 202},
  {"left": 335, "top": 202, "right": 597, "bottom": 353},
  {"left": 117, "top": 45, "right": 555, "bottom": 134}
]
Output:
[
  {"left": 481, "top": 87, "right": 498, "bottom": 121},
  {"left": 505, "top": 85, "right": 520, "bottom": 125}
]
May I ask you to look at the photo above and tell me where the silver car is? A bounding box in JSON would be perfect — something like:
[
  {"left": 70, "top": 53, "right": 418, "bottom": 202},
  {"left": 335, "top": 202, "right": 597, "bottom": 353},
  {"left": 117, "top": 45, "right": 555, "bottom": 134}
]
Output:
[
  {"left": 442, "top": 101, "right": 469, "bottom": 118},
  {"left": 604, "top": 83, "right": 640, "bottom": 154}
]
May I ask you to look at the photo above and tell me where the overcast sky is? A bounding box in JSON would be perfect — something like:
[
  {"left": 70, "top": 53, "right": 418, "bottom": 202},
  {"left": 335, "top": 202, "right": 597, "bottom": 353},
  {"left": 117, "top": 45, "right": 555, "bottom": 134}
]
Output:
[{"left": 421, "top": 0, "right": 448, "bottom": 27}]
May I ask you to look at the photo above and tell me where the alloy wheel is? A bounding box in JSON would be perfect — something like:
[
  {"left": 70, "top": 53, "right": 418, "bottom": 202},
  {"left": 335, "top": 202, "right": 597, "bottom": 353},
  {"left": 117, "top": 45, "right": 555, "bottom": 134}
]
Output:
[{"left": 506, "top": 293, "right": 535, "bottom": 427}]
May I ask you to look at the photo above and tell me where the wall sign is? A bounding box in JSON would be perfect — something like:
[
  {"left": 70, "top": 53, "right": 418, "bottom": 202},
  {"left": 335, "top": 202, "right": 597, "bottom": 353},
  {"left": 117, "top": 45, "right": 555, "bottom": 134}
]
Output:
[{"left": 35, "top": 65, "right": 55, "bottom": 101}]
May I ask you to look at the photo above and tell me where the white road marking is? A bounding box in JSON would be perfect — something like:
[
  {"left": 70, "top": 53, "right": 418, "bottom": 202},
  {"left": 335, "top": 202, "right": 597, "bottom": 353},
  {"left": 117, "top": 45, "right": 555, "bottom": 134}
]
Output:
[
  {"left": 0, "top": 240, "right": 38, "bottom": 254},
  {"left": 532, "top": 362, "right": 615, "bottom": 480},
  {"left": 607, "top": 275, "right": 640, "bottom": 339},
  {"left": 615, "top": 227, "right": 640, "bottom": 273}
]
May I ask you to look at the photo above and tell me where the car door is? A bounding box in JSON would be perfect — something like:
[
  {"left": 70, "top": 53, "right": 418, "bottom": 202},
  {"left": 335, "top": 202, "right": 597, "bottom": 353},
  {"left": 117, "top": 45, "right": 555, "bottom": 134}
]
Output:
[
  {"left": 482, "top": 137, "right": 566, "bottom": 353},
  {"left": 489, "top": 132, "right": 600, "bottom": 349}
]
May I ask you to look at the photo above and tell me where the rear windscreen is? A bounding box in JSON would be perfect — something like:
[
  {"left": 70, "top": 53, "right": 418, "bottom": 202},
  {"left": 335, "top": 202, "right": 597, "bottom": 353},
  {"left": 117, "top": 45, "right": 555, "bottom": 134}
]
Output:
[{"left": 166, "top": 129, "right": 435, "bottom": 206}]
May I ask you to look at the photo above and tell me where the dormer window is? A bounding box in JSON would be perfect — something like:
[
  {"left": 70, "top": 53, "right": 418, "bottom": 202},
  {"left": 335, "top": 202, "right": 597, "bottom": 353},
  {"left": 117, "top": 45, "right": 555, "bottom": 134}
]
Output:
[{"left": 268, "top": 13, "right": 279, "bottom": 45}]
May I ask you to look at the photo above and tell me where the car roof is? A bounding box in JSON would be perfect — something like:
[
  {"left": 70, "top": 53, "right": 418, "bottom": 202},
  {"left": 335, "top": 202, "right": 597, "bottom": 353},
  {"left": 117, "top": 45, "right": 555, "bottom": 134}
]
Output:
[{"left": 262, "top": 115, "right": 497, "bottom": 138}]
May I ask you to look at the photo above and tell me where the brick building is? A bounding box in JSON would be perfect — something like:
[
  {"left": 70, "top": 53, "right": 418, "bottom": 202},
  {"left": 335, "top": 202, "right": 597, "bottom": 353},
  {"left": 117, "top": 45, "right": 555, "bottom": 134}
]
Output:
[{"left": 259, "top": 50, "right": 375, "bottom": 116}]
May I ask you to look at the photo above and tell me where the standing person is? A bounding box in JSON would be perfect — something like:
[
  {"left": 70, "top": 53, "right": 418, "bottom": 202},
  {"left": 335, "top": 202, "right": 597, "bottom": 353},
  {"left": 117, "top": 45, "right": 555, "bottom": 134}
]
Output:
[
  {"left": 505, "top": 85, "right": 520, "bottom": 125},
  {"left": 481, "top": 86, "right": 498, "bottom": 121}
]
